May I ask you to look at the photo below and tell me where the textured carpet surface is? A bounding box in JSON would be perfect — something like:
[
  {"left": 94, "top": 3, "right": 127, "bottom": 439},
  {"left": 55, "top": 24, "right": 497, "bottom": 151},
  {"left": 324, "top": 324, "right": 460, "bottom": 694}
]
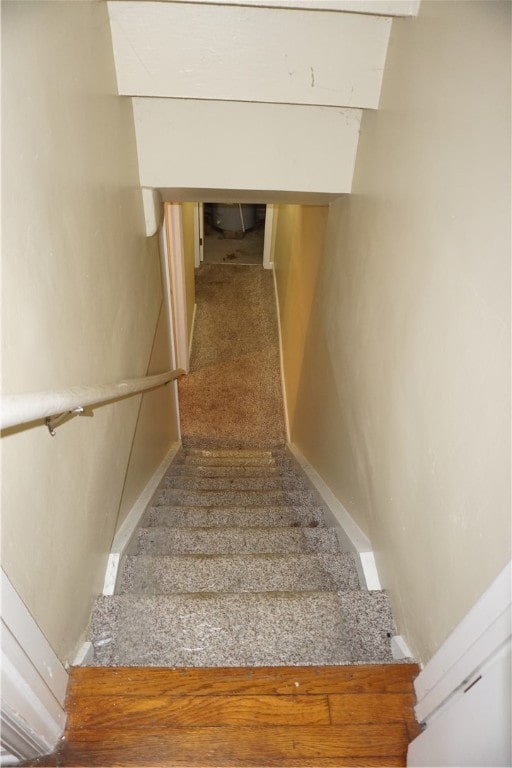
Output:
[
  {"left": 89, "top": 447, "right": 402, "bottom": 667},
  {"left": 178, "top": 265, "right": 286, "bottom": 448}
]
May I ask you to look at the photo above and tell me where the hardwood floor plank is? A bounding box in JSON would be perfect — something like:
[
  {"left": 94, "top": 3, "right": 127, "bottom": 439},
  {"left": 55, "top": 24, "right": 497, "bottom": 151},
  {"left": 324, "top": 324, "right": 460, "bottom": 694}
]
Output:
[
  {"left": 28, "top": 665, "right": 421, "bottom": 767},
  {"left": 67, "top": 664, "right": 419, "bottom": 698},
  {"left": 328, "top": 693, "right": 416, "bottom": 724},
  {"left": 61, "top": 724, "right": 409, "bottom": 759},
  {"left": 67, "top": 693, "right": 331, "bottom": 729},
  {"left": 57, "top": 749, "right": 406, "bottom": 768},
  {"left": 63, "top": 723, "right": 408, "bottom": 760}
]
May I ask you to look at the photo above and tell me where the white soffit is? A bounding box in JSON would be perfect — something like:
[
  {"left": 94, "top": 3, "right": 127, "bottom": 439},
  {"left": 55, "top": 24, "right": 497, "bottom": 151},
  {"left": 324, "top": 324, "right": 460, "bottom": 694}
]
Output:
[
  {"left": 107, "top": 1, "right": 391, "bottom": 108},
  {"left": 158, "top": 189, "right": 343, "bottom": 205},
  {"left": 133, "top": 98, "right": 361, "bottom": 195},
  {"left": 111, "top": 0, "right": 420, "bottom": 17}
]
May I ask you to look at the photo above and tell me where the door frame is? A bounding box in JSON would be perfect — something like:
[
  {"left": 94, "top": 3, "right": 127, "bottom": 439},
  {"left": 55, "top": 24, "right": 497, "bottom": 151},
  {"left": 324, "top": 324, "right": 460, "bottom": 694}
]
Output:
[
  {"left": 263, "top": 204, "right": 276, "bottom": 269},
  {"left": 195, "top": 202, "right": 276, "bottom": 268},
  {"left": 194, "top": 202, "right": 204, "bottom": 268},
  {"left": 163, "top": 202, "right": 189, "bottom": 373},
  {"left": 1, "top": 569, "right": 68, "bottom": 762},
  {"left": 407, "top": 560, "right": 512, "bottom": 765}
]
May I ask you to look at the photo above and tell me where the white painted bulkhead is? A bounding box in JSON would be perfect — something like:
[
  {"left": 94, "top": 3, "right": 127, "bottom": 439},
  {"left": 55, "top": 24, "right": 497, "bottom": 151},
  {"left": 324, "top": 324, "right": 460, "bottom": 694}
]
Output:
[
  {"left": 132, "top": 98, "right": 362, "bottom": 197},
  {"left": 165, "top": 0, "right": 420, "bottom": 16},
  {"left": 107, "top": 1, "right": 391, "bottom": 108},
  {"left": 107, "top": 0, "right": 397, "bottom": 199}
]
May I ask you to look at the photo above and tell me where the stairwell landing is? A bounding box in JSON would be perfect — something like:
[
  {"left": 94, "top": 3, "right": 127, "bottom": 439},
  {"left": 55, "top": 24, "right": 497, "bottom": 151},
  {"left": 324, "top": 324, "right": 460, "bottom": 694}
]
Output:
[{"left": 89, "top": 263, "right": 401, "bottom": 668}]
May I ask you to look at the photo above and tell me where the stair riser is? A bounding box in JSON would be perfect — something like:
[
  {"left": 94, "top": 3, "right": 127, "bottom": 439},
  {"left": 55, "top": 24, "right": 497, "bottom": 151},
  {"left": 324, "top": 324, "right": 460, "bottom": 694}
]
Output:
[
  {"left": 145, "top": 506, "right": 326, "bottom": 529},
  {"left": 137, "top": 527, "right": 340, "bottom": 555},
  {"left": 119, "top": 554, "right": 360, "bottom": 594}
]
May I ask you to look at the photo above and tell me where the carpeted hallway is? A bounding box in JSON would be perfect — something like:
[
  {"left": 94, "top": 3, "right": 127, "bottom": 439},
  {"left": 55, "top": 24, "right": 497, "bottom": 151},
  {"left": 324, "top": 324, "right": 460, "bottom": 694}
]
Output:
[{"left": 178, "top": 264, "right": 286, "bottom": 447}]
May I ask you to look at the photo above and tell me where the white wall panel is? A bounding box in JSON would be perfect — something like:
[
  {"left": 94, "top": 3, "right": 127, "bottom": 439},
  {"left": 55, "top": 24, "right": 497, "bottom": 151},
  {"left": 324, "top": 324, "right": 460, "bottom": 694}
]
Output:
[
  {"left": 108, "top": 1, "right": 390, "bottom": 108},
  {"left": 133, "top": 98, "right": 361, "bottom": 195}
]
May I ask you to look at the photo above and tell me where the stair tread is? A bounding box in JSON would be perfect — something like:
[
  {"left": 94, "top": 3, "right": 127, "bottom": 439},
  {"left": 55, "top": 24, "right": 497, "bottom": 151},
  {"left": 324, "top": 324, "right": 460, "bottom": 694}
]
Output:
[
  {"left": 145, "top": 505, "right": 327, "bottom": 528},
  {"left": 163, "top": 476, "right": 304, "bottom": 491},
  {"left": 184, "top": 455, "right": 277, "bottom": 466},
  {"left": 186, "top": 448, "right": 274, "bottom": 458},
  {"left": 91, "top": 591, "right": 395, "bottom": 667},
  {"left": 119, "top": 552, "right": 361, "bottom": 594},
  {"left": 171, "top": 465, "right": 282, "bottom": 477},
  {"left": 156, "top": 489, "right": 318, "bottom": 506},
  {"left": 137, "top": 525, "right": 341, "bottom": 554}
]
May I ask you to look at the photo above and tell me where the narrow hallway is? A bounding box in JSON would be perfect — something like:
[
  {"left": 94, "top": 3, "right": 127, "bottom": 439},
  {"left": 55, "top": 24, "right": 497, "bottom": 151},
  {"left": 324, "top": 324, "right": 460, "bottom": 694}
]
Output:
[{"left": 178, "top": 264, "right": 286, "bottom": 447}]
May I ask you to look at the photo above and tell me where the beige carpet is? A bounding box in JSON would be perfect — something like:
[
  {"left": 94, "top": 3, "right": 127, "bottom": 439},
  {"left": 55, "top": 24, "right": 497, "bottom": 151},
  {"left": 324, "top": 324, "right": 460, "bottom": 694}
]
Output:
[
  {"left": 203, "top": 223, "right": 265, "bottom": 265},
  {"left": 178, "top": 264, "right": 286, "bottom": 448}
]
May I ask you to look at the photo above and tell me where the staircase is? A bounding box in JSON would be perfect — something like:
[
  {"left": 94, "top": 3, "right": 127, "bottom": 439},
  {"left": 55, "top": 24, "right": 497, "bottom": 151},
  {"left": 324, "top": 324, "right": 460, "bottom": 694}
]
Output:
[{"left": 90, "top": 445, "right": 397, "bottom": 667}]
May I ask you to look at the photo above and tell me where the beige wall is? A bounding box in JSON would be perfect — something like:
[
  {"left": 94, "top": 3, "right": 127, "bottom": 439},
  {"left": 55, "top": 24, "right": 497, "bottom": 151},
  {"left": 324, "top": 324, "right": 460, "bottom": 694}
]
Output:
[
  {"left": 115, "top": 238, "right": 180, "bottom": 530},
  {"left": 1, "top": 1, "right": 178, "bottom": 664},
  {"left": 274, "top": 0, "right": 510, "bottom": 663},
  {"left": 273, "top": 206, "right": 328, "bottom": 431},
  {"left": 181, "top": 203, "right": 197, "bottom": 350}
]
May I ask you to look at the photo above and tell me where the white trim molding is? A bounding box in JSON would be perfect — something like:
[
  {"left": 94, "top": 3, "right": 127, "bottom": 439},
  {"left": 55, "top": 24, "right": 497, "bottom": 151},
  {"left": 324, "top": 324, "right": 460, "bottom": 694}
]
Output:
[
  {"left": 165, "top": 203, "right": 189, "bottom": 373},
  {"left": 189, "top": 303, "right": 197, "bottom": 360},
  {"left": 408, "top": 561, "right": 511, "bottom": 766},
  {"left": 286, "top": 443, "right": 381, "bottom": 591},
  {"left": 271, "top": 266, "right": 291, "bottom": 443},
  {"left": 103, "top": 442, "right": 181, "bottom": 595},
  {"left": 1, "top": 570, "right": 68, "bottom": 761},
  {"left": 263, "top": 204, "right": 276, "bottom": 270},
  {"left": 413, "top": 560, "right": 512, "bottom": 724}
]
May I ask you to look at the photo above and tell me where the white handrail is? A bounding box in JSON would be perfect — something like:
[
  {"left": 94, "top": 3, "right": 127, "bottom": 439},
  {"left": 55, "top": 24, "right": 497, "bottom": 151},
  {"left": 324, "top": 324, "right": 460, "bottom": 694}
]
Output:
[{"left": 0, "top": 369, "right": 185, "bottom": 431}]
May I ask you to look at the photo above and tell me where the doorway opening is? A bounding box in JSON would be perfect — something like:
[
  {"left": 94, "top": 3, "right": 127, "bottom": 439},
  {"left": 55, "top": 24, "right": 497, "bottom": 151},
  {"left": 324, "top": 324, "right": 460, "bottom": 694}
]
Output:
[{"left": 203, "top": 203, "right": 266, "bottom": 266}]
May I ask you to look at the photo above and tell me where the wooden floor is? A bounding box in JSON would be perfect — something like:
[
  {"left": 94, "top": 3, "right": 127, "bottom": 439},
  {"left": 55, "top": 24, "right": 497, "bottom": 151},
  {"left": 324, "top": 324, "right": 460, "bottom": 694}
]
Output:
[{"left": 29, "top": 664, "right": 421, "bottom": 767}]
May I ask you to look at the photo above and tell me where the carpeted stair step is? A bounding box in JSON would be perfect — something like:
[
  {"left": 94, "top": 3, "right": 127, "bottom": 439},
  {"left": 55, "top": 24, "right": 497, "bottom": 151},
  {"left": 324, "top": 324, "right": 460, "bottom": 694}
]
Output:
[
  {"left": 155, "top": 488, "right": 318, "bottom": 507},
  {"left": 170, "top": 464, "right": 282, "bottom": 477},
  {"left": 90, "top": 591, "right": 395, "bottom": 667},
  {"left": 183, "top": 455, "right": 277, "bottom": 467},
  {"left": 186, "top": 448, "right": 274, "bottom": 458},
  {"left": 119, "top": 553, "right": 361, "bottom": 594},
  {"left": 136, "top": 525, "right": 340, "bottom": 555},
  {"left": 162, "top": 476, "right": 306, "bottom": 491},
  {"left": 144, "top": 505, "right": 327, "bottom": 529}
]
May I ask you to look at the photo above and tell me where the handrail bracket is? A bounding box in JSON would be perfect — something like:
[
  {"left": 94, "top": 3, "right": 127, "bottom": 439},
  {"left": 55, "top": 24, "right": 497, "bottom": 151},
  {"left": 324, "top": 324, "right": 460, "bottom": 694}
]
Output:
[{"left": 45, "top": 407, "right": 86, "bottom": 437}]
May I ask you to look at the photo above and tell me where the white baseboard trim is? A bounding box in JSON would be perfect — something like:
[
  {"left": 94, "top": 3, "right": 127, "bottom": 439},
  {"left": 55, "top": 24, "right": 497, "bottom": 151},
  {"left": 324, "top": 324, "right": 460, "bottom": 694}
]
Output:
[
  {"left": 391, "top": 635, "right": 414, "bottom": 660},
  {"left": 286, "top": 443, "right": 381, "bottom": 590},
  {"left": 72, "top": 641, "right": 94, "bottom": 667},
  {"left": 189, "top": 302, "right": 197, "bottom": 361},
  {"left": 103, "top": 442, "right": 181, "bottom": 595},
  {"left": 413, "top": 559, "right": 512, "bottom": 724},
  {"left": 271, "top": 265, "right": 291, "bottom": 442}
]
